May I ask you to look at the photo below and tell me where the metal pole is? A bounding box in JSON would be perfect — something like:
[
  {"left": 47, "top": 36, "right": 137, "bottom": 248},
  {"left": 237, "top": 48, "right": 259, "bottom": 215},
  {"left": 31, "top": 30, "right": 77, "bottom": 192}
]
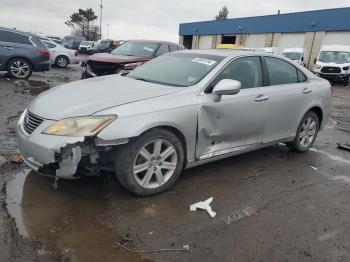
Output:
[
  {"left": 107, "top": 24, "right": 109, "bottom": 39},
  {"left": 100, "top": 0, "right": 103, "bottom": 39}
]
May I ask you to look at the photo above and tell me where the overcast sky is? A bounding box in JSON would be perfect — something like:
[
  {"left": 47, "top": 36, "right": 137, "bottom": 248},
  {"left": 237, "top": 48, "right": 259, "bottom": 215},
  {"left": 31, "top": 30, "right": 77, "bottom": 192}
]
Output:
[{"left": 0, "top": 0, "right": 349, "bottom": 42}]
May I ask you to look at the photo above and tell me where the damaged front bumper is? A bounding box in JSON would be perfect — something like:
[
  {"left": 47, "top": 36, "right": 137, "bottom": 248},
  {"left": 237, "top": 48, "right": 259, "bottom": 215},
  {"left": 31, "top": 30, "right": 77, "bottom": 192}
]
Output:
[{"left": 16, "top": 111, "right": 114, "bottom": 179}]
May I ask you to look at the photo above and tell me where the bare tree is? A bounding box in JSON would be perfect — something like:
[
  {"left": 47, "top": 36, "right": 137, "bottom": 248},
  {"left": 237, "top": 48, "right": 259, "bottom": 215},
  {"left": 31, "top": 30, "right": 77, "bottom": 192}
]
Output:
[{"left": 215, "top": 6, "right": 229, "bottom": 20}]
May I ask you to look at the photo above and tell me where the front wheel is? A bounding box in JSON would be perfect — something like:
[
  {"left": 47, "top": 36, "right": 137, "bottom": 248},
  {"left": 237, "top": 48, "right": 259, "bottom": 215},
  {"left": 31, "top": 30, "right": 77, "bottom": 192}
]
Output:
[
  {"left": 115, "top": 128, "right": 184, "bottom": 196},
  {"left": 287, "top": 111, "right": 319, "bottom": 152}
]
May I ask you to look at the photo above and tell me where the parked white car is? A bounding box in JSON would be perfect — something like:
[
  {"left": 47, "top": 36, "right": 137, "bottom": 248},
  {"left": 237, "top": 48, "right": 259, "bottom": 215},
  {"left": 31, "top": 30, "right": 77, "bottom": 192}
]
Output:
[
  {"left": 79, "top": 41, "right": 97, "bottom": 54},
  {"left": 282, "top": 48, "right": 305, "bottom": 66},
  {"left": 40, "top": 38, "right": 79, "bottom": 68},
  {"left": 313, "top": 45, "right": 350, "bottom": 85}
]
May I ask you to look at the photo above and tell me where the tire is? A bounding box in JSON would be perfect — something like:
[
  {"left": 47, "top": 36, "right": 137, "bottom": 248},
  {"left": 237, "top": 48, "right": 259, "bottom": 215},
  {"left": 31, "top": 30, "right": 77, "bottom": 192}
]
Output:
[
  {"left": 287, "top": 111, "right": 319, "bottom": 152},
  {"left": 114, "top": 128, "right": 185, "bottom": 196},
  {"left": 343, "top": 76, "right": 349, "bottom": 86},
  {"left": 55, "top": 56, "right": 69, "bottom": 68},
  {"left": 7, "top": 58, "right": 32, "bottom": 79}
]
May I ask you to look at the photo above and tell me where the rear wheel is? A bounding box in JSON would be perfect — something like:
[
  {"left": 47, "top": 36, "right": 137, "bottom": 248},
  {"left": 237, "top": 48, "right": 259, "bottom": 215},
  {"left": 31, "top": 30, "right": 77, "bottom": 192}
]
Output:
[
  {"left": 287, "top": 111, "right": 319, "bottom": 152},
  {"left": 55, "top": 56, "right": 69, "bottom": 68},
  {"left": 115, "top": 128, "right": 184, "bottom": 196},
  {"left": 7, "top": 58, "right": 32, "bottom": 79}
]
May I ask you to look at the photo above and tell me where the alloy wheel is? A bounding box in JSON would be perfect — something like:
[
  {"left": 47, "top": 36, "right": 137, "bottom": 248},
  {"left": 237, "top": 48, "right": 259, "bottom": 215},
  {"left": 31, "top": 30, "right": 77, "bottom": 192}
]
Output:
[
  {"left": 10, "top": 60, "right": 30, "bottom": 78},
  {"left": 299, "top": 116, "right": 317, "bottom": 147},
  {"left": 133, "top": 139, "right": 177, "bottom": 189},
  {"left": 57, "top": 57, "right": 68, "bottom": 67}
]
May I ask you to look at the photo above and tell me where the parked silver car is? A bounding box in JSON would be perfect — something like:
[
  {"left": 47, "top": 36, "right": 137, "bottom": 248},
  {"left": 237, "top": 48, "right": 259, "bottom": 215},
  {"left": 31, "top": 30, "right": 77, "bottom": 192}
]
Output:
[{"left": 17, "top": 50, "right": 332, "bottom": 196}]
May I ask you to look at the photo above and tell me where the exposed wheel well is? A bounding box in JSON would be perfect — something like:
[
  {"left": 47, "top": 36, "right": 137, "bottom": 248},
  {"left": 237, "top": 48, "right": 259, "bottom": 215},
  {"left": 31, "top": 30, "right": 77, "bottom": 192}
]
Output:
[
  {"left": 6, "top": 57, "right": 33, "bottom": 71},
  {"left": 309, "top": 107, "right": 323, "bottom": 128},
  {"left": 139, "top": 126, "right": 188, "bottom": 166}
]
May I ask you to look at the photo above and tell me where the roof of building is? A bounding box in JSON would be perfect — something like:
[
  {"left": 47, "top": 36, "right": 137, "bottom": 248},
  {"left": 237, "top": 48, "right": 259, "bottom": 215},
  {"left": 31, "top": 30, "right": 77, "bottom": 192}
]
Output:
[{"left": 179, "top": 7, "right": 350, "bottom": 36}]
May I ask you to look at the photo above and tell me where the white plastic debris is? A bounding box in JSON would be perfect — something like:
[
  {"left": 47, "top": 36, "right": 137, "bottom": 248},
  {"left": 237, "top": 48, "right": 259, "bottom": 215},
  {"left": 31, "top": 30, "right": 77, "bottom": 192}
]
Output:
[
  {"left": 190, "top": 197, "right": 216, "bottom": 218},
  {"left": 310, "top": 166, "right": 318, "bottom": 171}
]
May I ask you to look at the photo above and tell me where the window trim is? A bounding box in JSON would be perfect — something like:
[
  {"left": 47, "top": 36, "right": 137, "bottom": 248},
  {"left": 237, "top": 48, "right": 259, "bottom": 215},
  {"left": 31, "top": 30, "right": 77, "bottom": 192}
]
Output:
[
  {"left": 261, "top": 55, "right": 309, "bottom": 86},
  {"left": 203, "top": 55, "right": 265, "bottom": 94}
]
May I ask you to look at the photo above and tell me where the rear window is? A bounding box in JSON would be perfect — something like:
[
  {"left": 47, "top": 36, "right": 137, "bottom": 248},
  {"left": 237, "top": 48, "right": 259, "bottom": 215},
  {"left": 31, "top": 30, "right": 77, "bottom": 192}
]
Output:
[{"left": 0, "top": 29, "right": 32, "bottom": 45}]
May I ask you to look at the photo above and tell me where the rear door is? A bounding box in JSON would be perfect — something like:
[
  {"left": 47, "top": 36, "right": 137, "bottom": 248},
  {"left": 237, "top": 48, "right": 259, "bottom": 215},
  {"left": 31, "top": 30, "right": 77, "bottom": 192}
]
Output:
[
  {"left": 0, "top": 29, "right": 17, "bottom": 70},
  {"left": 261, "top": 56, "right": 311, "bottom": 143},
  {"left": 196, "top": 56, "right": 268, "bottom": 159}
]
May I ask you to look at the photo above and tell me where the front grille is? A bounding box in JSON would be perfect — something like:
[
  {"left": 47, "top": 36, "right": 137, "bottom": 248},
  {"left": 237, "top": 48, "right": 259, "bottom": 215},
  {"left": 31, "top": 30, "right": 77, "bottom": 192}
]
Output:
[
  {"left": 87, "top": 61, "right": 120, "bottom": 76},
  {"left": 321, "top": 66, "right": 341, "bottom": 74},
  {"left": 24, "top": 111, "right": 44, "bottom": 134}
]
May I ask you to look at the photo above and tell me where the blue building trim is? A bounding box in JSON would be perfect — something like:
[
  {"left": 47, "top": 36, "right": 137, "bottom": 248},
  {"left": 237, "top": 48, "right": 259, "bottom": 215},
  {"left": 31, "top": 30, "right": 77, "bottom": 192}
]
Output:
[{"left": 179, "top": 7, "right": 350, "bottom": 36}]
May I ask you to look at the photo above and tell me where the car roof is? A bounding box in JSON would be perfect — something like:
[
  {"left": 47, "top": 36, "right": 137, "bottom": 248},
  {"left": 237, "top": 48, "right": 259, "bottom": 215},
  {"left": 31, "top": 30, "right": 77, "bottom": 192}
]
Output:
[
  {"left": 181, "top": 48, "right": 264, "bottom": 58},
  {"left": 283, "top": 47, "right": 304, "bottom": 52},
  {"left": 126, "top": 39, "right": 182, "bottom": 45},
  {"left": 0, "top": 26, "right": 37, "bottom": 37},
  {"left": 321, "top": 45, "right": 350, "bottom": 52}
]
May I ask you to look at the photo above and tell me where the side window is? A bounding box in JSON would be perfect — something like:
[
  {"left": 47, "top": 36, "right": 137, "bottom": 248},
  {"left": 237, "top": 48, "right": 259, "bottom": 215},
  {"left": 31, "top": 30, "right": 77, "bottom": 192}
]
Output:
[
  {"left": 297, "top": 69, "right": 307, "bottom": 83},
  {"left": 157, "top": 44, "right": 169, "bottom": 56},
  {"left": 209, "top": 56, "right": 262, "bottom": 91},
  {"left": 45, "top": 41, "right": 56, "bottom": 49},
  {"left": 0, "top": 30, "right": 32, "bottom": 45},
  {"left": 265, "top": 57, "right": 299, "bottom": 85},
  {"left": 169, "top": 45, "right": 178, "bottom": 52}
]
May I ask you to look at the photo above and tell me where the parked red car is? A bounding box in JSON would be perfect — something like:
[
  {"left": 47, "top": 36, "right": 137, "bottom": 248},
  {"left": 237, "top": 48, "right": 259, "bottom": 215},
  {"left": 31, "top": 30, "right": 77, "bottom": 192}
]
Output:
[{"left": 82, "top": 40, "right": 184, "bottom": 78}]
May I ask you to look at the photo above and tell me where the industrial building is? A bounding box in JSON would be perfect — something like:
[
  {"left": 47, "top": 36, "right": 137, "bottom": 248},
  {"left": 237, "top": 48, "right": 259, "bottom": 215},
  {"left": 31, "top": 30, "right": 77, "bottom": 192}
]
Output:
[{"left": 179, "top": 7, "right": 350, "bottom": 69}]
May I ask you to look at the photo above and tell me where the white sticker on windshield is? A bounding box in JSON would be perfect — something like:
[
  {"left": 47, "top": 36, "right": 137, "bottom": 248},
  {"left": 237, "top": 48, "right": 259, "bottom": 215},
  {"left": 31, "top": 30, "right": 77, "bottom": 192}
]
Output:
[
  {"left": 192, "top": 57, "right": 217, "bottom": 66},
  {"left": 143, "top": 47, "right": 154, "bottom": 52}
]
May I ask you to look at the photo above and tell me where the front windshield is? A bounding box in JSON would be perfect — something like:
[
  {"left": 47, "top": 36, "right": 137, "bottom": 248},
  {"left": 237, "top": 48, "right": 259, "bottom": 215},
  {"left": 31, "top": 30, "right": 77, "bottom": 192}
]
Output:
[
  {"left": 319, "top": 51, "right": 350, "bottom": 63},
  {"left": 111, "top": 41, "right": 160, "bottom": 57},
  {"left": 128, "top": 53, "right": 224, "bottom": 87},
  {"left": 283, "top": 52, "right": 302, "bottom": 60}
]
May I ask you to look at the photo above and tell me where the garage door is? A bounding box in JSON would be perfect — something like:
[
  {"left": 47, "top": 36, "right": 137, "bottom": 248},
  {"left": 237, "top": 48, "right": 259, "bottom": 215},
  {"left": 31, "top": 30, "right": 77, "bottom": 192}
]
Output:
[
  {"left": 246, "top": 34, "right": 266, "bottom": 48},
  {"left": 198, "top": 35, "right": 213, "bottom": 49},
  {"left": 279, "top": 33, "right": 305, "bottom": 48},
  {"left": 323, "top": 32, "right": 350, "bottom": 45}
]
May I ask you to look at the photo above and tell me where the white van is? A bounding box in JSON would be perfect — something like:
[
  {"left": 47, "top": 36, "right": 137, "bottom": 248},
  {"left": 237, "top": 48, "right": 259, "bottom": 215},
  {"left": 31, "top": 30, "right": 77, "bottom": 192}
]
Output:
[
  {"left": 313, "top": 45, "right": 350, "bottom": 85},
  {"left": 282, "top": 48, "right": 305, "bottom": 66}
]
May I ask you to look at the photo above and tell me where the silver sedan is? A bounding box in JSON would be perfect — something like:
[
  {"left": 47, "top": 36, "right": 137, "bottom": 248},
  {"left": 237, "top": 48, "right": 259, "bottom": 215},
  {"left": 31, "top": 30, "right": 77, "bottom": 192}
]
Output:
[{"left": 17, "top": 50, "right": 332, "bottom": 196}]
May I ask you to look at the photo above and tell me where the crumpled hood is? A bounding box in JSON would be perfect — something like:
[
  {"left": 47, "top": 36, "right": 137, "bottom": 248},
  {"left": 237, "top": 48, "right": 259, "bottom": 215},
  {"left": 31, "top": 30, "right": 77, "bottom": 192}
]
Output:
[
  {"left": 88, "top": 53, "right": 151, "bottom": 64},
  {"left": 28, "top": 75, "right": 181, "bottom": 120}
]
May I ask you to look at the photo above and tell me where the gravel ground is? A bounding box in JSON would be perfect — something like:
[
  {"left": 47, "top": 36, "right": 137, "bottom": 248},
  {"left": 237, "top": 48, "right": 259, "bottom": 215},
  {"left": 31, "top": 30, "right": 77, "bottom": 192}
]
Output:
[{"left": 0, "top": 63, "right": 350, "bottom": 262}]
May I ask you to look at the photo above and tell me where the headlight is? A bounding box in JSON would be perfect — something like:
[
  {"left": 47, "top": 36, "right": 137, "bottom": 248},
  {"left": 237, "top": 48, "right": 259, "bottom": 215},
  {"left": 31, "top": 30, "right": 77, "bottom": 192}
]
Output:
[
  {"left": 42, "top": 115, "right": 116, "bottom": 137},
  {"left": 314, "top": 64, "right": 321, "bottom": 69},
  {"left": 343, "top": 66, "right": 349, "bottom": 70}
]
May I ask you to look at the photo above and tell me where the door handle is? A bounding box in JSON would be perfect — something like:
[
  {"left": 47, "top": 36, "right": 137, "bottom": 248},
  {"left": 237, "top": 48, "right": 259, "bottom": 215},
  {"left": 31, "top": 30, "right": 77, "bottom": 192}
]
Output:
[
  {"left": 254, "top": 94, "right": 269, "bottom": 102},
  {"left": 302, "top": 88, "right": 312, "bottom": 94}
]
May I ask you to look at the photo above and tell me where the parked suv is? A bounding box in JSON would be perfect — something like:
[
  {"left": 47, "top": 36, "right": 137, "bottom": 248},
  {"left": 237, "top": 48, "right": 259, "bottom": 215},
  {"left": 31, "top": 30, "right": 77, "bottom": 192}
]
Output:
[
  {"left": 82, "top": 40, "right": 185, "bottom": 78},
  {"left": 313, "top": 45, "right": 350, "bottom": 85},
  {"left": 0, "top": 27, "right": 50, "bottom": 79}
]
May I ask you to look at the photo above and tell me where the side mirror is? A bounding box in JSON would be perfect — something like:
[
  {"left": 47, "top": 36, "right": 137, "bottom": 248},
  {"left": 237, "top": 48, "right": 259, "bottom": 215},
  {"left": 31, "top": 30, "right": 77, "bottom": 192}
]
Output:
[
  {"left": 212, "top": 79, "right": 241, "bottom": 102},
  {"left": 314, "top": 58, "right": 317, "bottom": 64}
]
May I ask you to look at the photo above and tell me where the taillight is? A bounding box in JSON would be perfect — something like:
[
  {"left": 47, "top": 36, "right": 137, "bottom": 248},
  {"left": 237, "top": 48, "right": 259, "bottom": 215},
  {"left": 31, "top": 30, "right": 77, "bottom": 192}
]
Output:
[
  {"left": 330, "top": 85, "right": 335, "bottom": 95},
  {"left": 38, "top": 49, "right": 50, "bottom": 58}
]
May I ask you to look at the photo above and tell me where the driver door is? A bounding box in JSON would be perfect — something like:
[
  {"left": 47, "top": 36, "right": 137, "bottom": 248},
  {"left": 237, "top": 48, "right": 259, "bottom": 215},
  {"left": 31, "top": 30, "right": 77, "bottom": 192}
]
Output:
[{"left": 196, "top": 56, "right": 269, "bottom": 160}]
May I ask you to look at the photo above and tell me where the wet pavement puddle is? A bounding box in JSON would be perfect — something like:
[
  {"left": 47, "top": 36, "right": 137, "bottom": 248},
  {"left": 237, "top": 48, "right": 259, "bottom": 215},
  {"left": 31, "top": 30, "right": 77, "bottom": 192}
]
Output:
[{"left": 6, "top": 170, "right": 143, "bottom": 262}]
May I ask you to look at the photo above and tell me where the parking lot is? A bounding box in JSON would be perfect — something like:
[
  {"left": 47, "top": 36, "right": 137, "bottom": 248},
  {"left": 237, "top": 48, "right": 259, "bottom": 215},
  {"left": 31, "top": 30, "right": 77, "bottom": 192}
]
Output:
[{"left": 0, "top": 60, "right": 349, "bottom": 261}]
